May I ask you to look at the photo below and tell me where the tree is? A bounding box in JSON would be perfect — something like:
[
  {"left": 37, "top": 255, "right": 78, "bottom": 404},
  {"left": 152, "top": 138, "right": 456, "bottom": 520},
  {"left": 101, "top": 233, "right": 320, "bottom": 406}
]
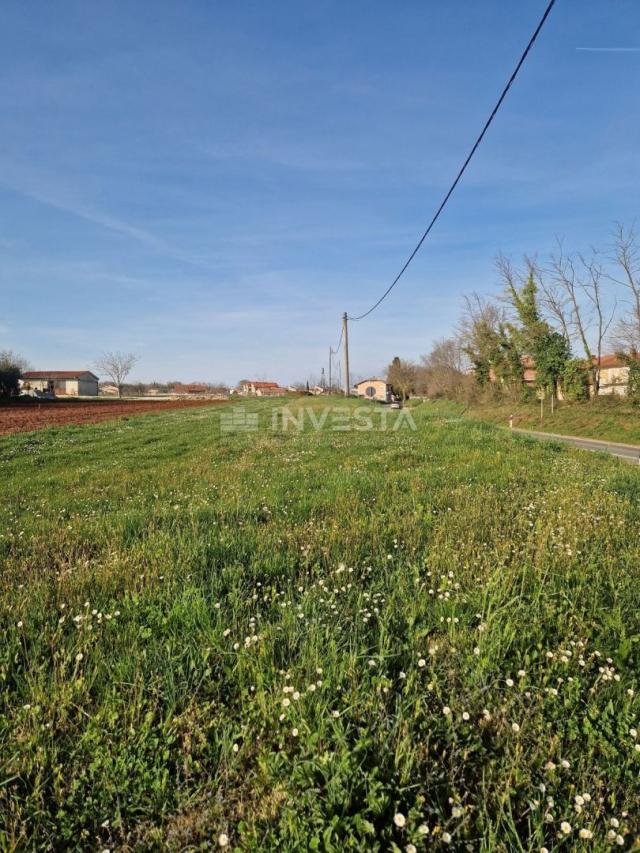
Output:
[
  {"left": 94, "top": 352, "right": 138, "bottom": 398},
  {"left": 561, "top": 358, "right": 590, "bottom": 402},
  {"left": 459, "top": 293, "right": 521, "bottom": 393},
  {"left": 417, "top": 338, "right": 472, "bottom": 399},
  {"left": 549, "top": 243, "right": 615, "bottom": 397},
  {"left": 386, "top": 356, "right": 416, "bottom": 402},
  {"left": 608, "top": 223, "right": 640, "bottom": 354},
  {"left": 533, "top": 330, "right": 571, "bottom": 398},
  {"left": 0, "top": 350, "right": 30, "bottom": 398},
  {"left": 497, "top": 256, "right": 571, "bottom": 398},
  {"left": 623, "top": 355, "right": 640, "bottom": 405}
]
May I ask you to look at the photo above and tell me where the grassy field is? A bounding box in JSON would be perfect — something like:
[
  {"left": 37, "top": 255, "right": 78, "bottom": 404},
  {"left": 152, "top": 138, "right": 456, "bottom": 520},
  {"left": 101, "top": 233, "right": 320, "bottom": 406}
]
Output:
[
  {"left": 1, "top": 398, "right": 639, "bottom": 851},
  {"left": 463, "top": 397, "right": 640, "bottom": 446}
]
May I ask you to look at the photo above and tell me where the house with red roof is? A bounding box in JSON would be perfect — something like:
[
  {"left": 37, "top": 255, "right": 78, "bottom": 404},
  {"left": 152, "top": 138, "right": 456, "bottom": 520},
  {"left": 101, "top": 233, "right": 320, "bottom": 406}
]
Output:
[
  {"left": 489, "top": 353, "right": 638, "bottom": 397},
  {"left": 20, "top": 370, "right": 99, "bottom": 397},
  {"left": 597, "top": 353, "right": 637, "bottom": 396},
  {"left": 238, "top": 380, "right": 286, "bottom": 397}
]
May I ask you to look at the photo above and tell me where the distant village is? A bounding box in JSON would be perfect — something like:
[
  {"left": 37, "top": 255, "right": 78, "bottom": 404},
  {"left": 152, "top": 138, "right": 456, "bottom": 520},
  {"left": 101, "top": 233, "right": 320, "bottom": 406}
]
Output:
[
  {"left": 16, "top": 369, "right": 406, "bottom": 407},
  {"left": 18, "top": 371, "right": 397, "bottom": 401}
]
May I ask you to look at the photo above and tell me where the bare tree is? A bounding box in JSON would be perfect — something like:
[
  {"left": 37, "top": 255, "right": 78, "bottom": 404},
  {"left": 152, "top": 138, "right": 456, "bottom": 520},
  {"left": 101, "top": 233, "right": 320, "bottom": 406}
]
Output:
[
  {"left": 608, "top": 223, "right": 640, "bottom": 353},
  {"left": 458, "top": 293, "right": 507, "bottom": 349},
  {"left": 417, "top": 337, "right": 472, "bottom": 399},
  {"left": 549, "top": 242, "right": 615, "bottom": 396},
  {"left": 458, "top": 292, "right": 522, "bottom": 392},
  {"left": 528, "top": 257, "right": 573, "bottom": 345},
  {"left": 94, "top": 351, "right": 138, "bottom": 398}
]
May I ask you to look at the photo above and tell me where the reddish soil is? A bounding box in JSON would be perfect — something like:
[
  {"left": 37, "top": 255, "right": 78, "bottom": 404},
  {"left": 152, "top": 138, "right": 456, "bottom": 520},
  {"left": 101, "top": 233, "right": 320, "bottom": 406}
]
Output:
[{"left": 0, "top": 398, "right": 227, "bottom": 436}]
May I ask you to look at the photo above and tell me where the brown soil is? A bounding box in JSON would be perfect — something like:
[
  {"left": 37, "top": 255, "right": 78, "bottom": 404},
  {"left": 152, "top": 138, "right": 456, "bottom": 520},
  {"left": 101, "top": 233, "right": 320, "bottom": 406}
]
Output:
[{"left": 0, "top": 398, "right": 227, "bottom": 436}]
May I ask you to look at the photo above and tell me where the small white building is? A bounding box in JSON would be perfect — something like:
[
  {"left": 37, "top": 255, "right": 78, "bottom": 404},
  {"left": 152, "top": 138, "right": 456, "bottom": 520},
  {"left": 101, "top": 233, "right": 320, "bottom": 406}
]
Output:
[
  {"left": 598, "top": 355, "right": 633, "bottom": 396},
  {"left": 354, "top": 378, "right": 392, "bottom": 402},
  {"left": 21, "top": 370, "right": 99, "bottom": 397}
]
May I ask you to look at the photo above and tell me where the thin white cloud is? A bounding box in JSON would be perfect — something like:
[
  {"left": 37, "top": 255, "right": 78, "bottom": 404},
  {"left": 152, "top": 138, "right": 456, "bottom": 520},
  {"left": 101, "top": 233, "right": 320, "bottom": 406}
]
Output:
[
  {"left": 576, "top": 47, "right": 640, "bottom": 52},
  {"left": 0, "top": 170, "right": 221, "bottom": 274}
]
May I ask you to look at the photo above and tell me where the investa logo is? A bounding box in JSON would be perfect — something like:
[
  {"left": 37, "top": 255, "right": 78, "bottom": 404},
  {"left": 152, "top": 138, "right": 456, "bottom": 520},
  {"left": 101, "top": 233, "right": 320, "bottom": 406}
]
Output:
[{"left": 271, "top": 405, "right": 417, "bottom": 432}]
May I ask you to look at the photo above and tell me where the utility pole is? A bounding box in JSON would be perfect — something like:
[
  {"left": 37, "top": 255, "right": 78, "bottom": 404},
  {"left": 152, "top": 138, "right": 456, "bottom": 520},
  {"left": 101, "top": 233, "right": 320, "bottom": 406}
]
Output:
[
  {"left": 328, "top": 348, "right": 332, "bottom": 393},
  {"left": 320, "top": 367, "right": 325, "bottom": 390},
  {"left": 342, "top": 312, "right": 350, "bottom": 396}
]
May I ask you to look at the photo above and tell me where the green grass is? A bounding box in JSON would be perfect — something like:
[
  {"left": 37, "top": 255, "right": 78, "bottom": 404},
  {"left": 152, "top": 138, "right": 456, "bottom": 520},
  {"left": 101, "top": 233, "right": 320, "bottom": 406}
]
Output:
[
  {"left": 1, "top": 398, "right": 639, "bottom": 851},
  {"left": 463, "top": 397, "right": 640, "bottom": 445}
]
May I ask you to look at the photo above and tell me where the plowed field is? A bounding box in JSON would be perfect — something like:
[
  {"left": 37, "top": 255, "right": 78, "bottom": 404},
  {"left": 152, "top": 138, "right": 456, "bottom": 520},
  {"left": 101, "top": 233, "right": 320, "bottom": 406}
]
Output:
[{"left": 0, "top": 398, "right": 227, "bottom": 435}]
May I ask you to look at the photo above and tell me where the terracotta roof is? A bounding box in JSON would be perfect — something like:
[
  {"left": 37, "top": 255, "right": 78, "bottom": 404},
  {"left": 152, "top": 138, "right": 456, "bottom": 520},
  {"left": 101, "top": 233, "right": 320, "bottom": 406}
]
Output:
[
  {"left": 354, "top": 378, "right": 388, "bottom": 385},
  {"left": 518, "top": 354, "right": 637, "bottom": 372},
  {"left": 244, "top": 380, "right": 280, "bottom": 388},
  {"left": 23, "top": 370, "right": 98, "bottom": 380},
  {"left": 597, "top": 354, "right": 637, "bottom": 370}
]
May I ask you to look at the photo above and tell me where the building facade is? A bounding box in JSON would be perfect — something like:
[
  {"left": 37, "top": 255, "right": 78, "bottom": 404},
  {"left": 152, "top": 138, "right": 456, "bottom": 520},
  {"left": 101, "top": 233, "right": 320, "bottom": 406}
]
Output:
[
  {"left": 354, "top": 378, "right": 392, "bottom": 402},
  {"left": 20, "top": 371, "right": 99, "bottom": 397},
  {"left": 238, "top": 381, "right": 286, "bottom": 397}
]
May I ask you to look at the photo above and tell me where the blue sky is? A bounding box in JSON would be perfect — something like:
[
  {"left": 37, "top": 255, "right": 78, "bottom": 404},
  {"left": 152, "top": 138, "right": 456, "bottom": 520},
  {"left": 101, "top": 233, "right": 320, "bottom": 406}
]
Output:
[{"left": 1, "top": 1, "right": 639, "bottom": 384}]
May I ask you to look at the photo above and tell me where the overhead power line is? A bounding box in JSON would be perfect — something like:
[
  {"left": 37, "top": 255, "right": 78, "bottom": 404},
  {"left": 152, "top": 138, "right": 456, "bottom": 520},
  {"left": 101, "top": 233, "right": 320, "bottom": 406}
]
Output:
[{"left": 347, "top": 0, "right": 557, "bottom": 322}]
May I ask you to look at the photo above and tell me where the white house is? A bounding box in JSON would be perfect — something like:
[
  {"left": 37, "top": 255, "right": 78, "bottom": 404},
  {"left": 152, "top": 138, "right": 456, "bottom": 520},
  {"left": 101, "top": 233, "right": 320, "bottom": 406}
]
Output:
[
  {"left": 598, "top": 355, "right": 634, "bottom": 396},
  {"left": 20, "top": 370, "right": 99, "bottom": 397}
]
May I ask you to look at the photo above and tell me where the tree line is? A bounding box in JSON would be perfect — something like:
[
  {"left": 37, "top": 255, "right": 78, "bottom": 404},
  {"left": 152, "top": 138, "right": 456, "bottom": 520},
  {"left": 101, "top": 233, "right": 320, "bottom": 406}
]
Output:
[{"left": 386, "top": 224, "right": 640, "bottom": 404}]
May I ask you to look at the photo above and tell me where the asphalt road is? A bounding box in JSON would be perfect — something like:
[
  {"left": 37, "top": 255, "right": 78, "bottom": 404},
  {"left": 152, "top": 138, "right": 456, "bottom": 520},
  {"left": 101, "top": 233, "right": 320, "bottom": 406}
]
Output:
[{"left": 511, "top": 427, "right": 640, "bottom": 465}]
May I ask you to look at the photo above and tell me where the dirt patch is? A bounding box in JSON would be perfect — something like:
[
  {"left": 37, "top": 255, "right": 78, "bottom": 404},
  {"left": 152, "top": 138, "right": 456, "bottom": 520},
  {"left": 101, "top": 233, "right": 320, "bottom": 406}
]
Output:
[{"left": 0, "top": 398, "right": 228, "bottom": 436}]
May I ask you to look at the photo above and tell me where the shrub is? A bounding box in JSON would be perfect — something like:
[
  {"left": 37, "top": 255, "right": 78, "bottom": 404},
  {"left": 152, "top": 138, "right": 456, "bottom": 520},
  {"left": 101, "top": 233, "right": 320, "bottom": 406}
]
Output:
[
  {"left": 561, "top": 359, "right": 589, "bottom": 401},
  {"left": 0, "top": 350, "right": 29, "bottom": 398}
]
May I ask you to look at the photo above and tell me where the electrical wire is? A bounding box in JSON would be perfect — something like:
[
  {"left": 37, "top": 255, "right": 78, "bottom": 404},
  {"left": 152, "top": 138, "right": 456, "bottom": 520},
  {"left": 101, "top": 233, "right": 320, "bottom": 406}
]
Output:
[{"left": 347, "top": 0, "right": 556, "bottom": 321}]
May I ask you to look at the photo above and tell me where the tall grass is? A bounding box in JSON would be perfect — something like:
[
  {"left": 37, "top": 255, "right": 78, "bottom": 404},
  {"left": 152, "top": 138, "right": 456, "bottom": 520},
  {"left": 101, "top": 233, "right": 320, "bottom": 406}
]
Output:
[{"left": 1, "top": 399, "right": 639, "bottom": 850}]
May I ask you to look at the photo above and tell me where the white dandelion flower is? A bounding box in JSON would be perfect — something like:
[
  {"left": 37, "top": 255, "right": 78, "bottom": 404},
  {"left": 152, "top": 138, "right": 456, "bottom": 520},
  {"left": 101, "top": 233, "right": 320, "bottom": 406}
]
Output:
[{"left": 393, "top": 812, "right": 406, "bottom": 828}]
